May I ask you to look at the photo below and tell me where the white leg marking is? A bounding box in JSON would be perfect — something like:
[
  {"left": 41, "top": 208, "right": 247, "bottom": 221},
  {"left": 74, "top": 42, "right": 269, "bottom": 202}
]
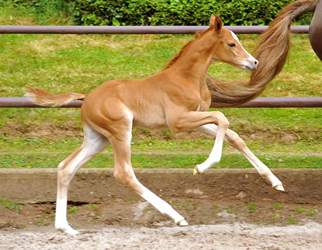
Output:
[
  {"left": 55, "top": 126, "right": 110, "bottom": 234},
  {"left": 141, "top": 187, "right": 187, "bottom": 226},
  {"left": 195, "top": 124, "right": 284, "bottom": 189},
  {"left": 196, "top": 137, "right": 223, "bottom": 174},
  {"left": 55, "top": 198, "right": 78, "bottom": 235},
  {"left": 242, "top": 152, "right": 283, "bottom": 189},
  {"left": 195, "top": 124, "right": 225, "bottom": 174}
]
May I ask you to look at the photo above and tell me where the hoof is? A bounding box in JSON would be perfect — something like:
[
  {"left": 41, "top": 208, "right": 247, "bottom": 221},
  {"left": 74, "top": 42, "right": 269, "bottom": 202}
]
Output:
[
  {"left": 56, "top": 225, "right": 79, "bottom": 235},
  {"left": 274, "top": 185, "right": 285, "bottom": 192},
  {"left": 193, "top": 166, "right": 200, "bottom": 176},
  {"left": 176, "top": 219, "right": 188, "bottom": 227}
]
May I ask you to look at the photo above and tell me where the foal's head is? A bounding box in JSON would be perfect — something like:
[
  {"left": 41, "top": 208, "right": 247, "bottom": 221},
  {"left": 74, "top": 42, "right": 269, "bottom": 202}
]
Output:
[{"left": 206, "top": 15, "right": 258, "bottom": 72}]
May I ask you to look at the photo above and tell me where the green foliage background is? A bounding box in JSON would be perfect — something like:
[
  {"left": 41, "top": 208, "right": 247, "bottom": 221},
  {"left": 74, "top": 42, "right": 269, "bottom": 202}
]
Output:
[
  {"left": 0, "top": 0, "right": 313, "bottom": 26},
  {"left": 0, "top": 1, "right": 320, "bottom": 169}
]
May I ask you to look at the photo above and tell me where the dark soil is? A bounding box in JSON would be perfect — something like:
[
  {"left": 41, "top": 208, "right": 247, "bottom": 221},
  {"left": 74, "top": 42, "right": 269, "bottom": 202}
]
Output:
[{"left": 1, "top": 196, "right": 321, "bottom": 231}]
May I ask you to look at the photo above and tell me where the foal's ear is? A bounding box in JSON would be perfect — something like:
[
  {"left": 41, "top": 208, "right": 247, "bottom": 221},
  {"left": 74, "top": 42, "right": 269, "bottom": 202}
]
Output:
[{"left": 210, "top": 14, "right": 222, "bottom": 34}]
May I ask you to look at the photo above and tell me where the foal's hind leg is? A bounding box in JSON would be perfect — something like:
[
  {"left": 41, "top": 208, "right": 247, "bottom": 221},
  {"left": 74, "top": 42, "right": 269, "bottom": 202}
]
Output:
[
  {"left": 55, "top": 126, "right": 110, "bottom": 235},
  {"left": 195, "top": 124, "right": 284, "bottom": 191}
]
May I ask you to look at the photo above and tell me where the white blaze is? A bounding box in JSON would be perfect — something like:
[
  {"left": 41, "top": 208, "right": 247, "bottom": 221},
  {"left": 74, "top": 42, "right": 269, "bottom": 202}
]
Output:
[{"left": 230, "top": 30, "right": 253, "bottom": 58}]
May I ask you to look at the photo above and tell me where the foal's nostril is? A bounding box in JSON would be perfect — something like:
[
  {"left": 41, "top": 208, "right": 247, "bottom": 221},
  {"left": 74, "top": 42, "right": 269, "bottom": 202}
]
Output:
[{"left": 254, "top": 60, "right": 259, "bottom": 66}]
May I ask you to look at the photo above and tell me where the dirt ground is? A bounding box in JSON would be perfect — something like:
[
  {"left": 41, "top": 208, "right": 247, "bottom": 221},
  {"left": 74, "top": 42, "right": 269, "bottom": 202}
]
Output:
[
  {"left": 1, "top": 196, "right": 322, "bottom": 249},
  {"left": 1, "top": 222, "right": 322, "bottom": 250},
  {"left": 1, "top": 167, "right": 322, "bottom": 249}
]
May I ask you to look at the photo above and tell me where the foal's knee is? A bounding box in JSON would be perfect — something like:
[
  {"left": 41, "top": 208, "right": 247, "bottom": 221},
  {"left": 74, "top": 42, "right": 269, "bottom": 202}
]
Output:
[{"left": 213, "top": 111, "right": 229, "bottom": 129}]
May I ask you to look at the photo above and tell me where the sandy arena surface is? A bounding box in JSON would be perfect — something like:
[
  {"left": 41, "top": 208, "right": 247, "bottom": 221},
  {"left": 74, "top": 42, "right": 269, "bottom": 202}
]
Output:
[
  {"left": 1, "top": 222, "right": 322, "bottom": 250},
  {"left": 2, "top": 168, "right": 322, "bottom": 249}
]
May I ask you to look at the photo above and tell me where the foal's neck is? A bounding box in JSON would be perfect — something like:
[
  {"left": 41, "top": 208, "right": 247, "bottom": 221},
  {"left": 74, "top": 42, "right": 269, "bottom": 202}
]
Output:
[{"left": 171, "top": 35, "right": 218, "bottom": 82}]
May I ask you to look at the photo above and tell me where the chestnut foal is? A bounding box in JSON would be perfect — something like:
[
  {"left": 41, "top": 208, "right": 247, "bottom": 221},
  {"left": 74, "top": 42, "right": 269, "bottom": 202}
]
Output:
[{"left": 27, "top": 15, "right": 283, "bottom": 235}]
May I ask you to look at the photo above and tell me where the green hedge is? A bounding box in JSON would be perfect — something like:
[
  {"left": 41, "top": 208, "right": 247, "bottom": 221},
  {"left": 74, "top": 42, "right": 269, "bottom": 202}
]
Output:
[
  {"left": 73, "top": 0, "right": 313, "bottom": 26},
  {"left": 1, "top": 0, "right": 313, "bottom": 26},
  {"left": 0, "top": 0, "right": 75, "bottom": 16}
]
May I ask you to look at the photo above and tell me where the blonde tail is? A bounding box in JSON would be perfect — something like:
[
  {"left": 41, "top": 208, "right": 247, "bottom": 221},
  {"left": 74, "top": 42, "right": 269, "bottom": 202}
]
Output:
[
  {"left": 25, "top": 88, "right": 87, "bottom": 107},
  {"left": 208, "top": 0, "right": 318, "bottom": 108}
]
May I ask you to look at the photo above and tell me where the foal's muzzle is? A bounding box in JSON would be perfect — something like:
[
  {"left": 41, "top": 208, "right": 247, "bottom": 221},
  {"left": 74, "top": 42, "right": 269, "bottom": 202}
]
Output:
[{"left": 244, "top": 58, "right": 259, "bottom": 72}]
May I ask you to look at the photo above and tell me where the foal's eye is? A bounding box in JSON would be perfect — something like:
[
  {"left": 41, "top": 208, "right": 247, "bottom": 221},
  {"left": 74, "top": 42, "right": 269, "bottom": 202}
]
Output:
[{"left": 228, "top": 43, "right": 236, "bottom": 47}]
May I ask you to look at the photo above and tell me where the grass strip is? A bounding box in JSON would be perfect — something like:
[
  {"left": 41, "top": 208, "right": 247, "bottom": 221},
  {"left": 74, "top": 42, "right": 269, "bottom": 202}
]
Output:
[
  {"left": 1, "top": 137, "right": 322, "bottom": 155},
  {"left": 1, "top": 152, "right": 321, "bottom": 169},
  {"left": 1, "top": 7, "right": 322, "bottom": 162}
]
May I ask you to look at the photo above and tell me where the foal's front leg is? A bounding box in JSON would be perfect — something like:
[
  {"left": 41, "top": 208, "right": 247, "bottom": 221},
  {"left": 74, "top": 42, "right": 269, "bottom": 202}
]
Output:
[
  {"left": 195, "top": 124, "right": 284, "bottom": 191},
  {"left": 169, "top": 111, "right": 229, "bottom": 174}
]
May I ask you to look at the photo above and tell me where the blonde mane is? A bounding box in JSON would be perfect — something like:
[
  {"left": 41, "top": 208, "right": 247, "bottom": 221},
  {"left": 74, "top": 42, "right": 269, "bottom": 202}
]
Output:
[
  {"left": 162, "top": 30, "right": 209, "bottom": 71},
  {"left": 162, "top": 40, "right": 194, "bottom": 70}
]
